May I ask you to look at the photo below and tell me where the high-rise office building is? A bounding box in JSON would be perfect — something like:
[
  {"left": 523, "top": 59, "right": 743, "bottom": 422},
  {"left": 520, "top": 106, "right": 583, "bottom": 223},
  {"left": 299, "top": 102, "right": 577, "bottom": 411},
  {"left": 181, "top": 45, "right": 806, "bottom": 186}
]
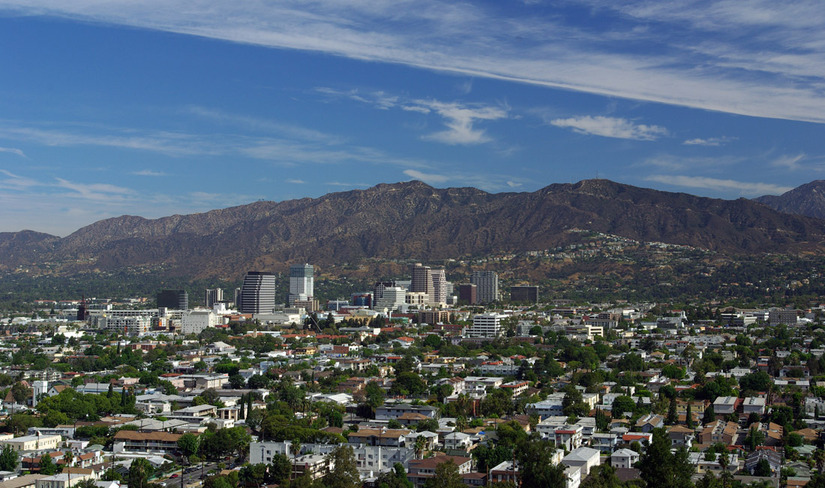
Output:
[
  {"left": 471, "top": 271, "right": 499, "bottom": 304},
  {"left": 374, "top": 286, "right": 406, "bottom": 312},
  {"left": 239, "top": 272, "right": 277, "bottom": 314},
  {"left": 429, "top": 268, "right": 447, "bottom": 306},
  {"left": 373, "top": 281, "right": 397, "bottom": 306},
  {"left": 409, "top": 263, "right": 431, "bottom": 295},
  {"left": 289, "top": 264, "right": 314, "bottom": 306},
  {"left": 409, "top": 263, "right": 447, "bottom": 307},
  {"left": 458, "top": 284, "right": 478, "bottom": 305},
  {"left": 510, "top": 285, "right": 539, "bottom": 304},
  {"left": 205, "top": 288, "right": 224, "bottom": 308},
  {"left": 157, "top": 289, "right": 188, "bottom": 310}
]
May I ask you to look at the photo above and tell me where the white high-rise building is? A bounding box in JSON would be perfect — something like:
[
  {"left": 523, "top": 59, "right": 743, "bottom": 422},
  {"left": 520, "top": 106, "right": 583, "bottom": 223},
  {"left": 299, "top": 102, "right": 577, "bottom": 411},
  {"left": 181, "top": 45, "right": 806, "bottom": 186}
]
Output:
[
  {"left": 471, "top": 271, "right": 499, "bottom": 304},
  {"left": 429, "top": 268, "right": 447, "bottom": 306},
  {"left": 467, "top": 313, "right": 508, "bottom": 338},
  {"left": 289, "top": 264, "right": 314, "bottom": 306},
  {"left": 374, "top": 286, "right": 407, "bottom": 312}
]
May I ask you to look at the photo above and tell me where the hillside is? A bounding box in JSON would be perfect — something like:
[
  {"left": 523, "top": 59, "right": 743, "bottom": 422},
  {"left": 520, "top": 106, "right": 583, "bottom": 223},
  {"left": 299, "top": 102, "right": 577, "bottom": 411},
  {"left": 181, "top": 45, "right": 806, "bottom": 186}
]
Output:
[
  {"left": 3, "top": 179, "right": 825, "bottom": 279},
  {"left": 756, "top": 180, "right": 825, "bottom": 219}
]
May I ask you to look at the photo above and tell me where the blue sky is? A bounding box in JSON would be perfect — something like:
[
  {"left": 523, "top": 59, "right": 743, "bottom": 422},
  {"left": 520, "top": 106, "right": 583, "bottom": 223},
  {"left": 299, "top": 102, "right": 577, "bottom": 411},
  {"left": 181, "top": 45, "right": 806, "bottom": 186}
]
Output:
[{"left": 1, "top": 1, "right": 824, "bottom": 236}]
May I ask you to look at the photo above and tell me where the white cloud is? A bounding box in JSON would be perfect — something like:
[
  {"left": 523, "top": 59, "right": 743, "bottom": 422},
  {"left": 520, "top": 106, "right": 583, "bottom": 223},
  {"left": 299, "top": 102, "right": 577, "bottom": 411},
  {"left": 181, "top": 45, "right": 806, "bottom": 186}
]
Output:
[
  {"left": 326, "top": 181, "right": 370, "bottom": 187},
  {"left": 132, "top": 169, "right": 166, "bottom": 176},
  {"left": 55, "top": 178, "right": 136, "bottom": 201},
  {"left": 286, "top": 178, "right": 305, "bottom": 184},
  {"left": 404, "top": 169, "right": 450, "bottom": 184},
  {"left": 0, "top": 146, "right": 25, "bottom": 157},
  {"left": 683, "top": 137, "right": 733, "bottom": 146},
  {"left": 635, "top": 154, "right": 745, "bottom": 171},
  {"left": 771, "top": 154, "right": 806, "bottom": 171},
  {"left": 2, "top": 1, "right": 824, "bottom": 122},
  {"left": 0, "top": 118, "right": 431, "bottom": 170},
  {"left": 645, "top": 174, "right": 793, "bottom": 196},
  {"left": 318, "top": 88, "right": 508, "bottom": 145},
  {"left": 418, "top": 100, "right": 508, "bottom": 145},
  {"left": 550, "top": 116, "right": 667, "bottom": 140}
]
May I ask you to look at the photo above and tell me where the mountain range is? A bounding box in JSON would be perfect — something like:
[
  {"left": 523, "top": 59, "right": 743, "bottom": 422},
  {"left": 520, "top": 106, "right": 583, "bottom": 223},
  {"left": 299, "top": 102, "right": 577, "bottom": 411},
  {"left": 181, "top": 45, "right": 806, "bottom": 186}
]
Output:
[
  {"left": 3, "top": 179, "right": 825, "bottom": 280},
  {"left": 755, "top": 180, "right": 825, "bottom": 220}
]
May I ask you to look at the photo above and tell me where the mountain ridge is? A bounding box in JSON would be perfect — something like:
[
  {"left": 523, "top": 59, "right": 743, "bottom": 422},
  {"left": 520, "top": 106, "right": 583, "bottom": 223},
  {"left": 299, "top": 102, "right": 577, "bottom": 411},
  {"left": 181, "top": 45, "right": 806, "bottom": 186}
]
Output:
[
  {"left": 3, "top": 179, "right": 825, "bottom": 279},
  {"left": 756, "top": 180, "right": 825, "bottom": 219}
]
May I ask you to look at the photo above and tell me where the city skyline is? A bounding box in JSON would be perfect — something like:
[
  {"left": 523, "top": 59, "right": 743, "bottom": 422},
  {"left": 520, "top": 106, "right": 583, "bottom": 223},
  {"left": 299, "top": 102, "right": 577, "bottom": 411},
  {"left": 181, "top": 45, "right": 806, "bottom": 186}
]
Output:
[{"left": 1, "top": 1, "right": 824, "bottom": 235}]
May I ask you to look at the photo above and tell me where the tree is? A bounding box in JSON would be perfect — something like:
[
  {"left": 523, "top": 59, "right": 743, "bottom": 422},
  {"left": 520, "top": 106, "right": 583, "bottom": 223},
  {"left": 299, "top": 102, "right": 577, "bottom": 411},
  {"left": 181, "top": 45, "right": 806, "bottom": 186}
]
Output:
[
  {"left": 376, "top": 463, "right": 413, "bottom": 488},
  {"left": 10, "top": 382, "right": 31, "bottom": 417},
  {"left": 247, "top": 374, "right": 270, "bottom": 390},
  {"left": 667, "top": 397, "right": 678, "bottom": 425},
  {"left": 424, "top": 459, "right": 463, "bottom": 488},
  {"left": 270, "top": 454, "right": 292, "bottom": 484},
  {"left": 128, "top": 457, "right": 154, "bottom": 488},
  {"left": 238, "top": 464, "right": 266, "bottom": 488},
  {"left": 177, "top": 433, "right": 200, "bottom": 460},
  {"left": 322, "top": 445, "right": 360, "bottom": 488},
  {"left": 753, "top": 458, "right": 772, "bottom": 477},
  {"left": 518, "top": 438, "right": 568, "bottom": 488},
  {"left": 581, "top": 464, "right": 625, "bottom": 488},
  {"left": 39, "top": 452, "right": 57, "bottom": 475},
  {"left": 0, "top": 445, "right": 17, "bottom": 472},
  {"left": 229, "top": 374, "right": 246, "bottom": 389},
  {"left": 365, "top": 381, "right": 385, "bottom": 412},
  {"left": 595, "top": 409, "right": 610, "bottom": 432},
  {"left": 414, "top": 435, "right": 427, "bottom": 460},
  {"left": 686, "top": 403, "right": 695, "bottom": 429},
  {"left": 739, "top": 371, "right": 772, "bottom": 393},
  {"left": 703, "top": 405, "right": 716, "bottom": 424},
  {"left": 662, "top": 364, "right": 685, "bottom": 380},
  {"left": 612, "top": 396, "right": 635, "bottom": 418},
  {"left": 562, "top": 386, "right": 588, "bottom": 417},
  {"left": 745, "top": 425, "right": 766, "bottom": 451},
  {"left": 390, "top": 372, "right": 428, "bottom": 397},
  {"left": 639, "top": 428, "right": 693, "bottom": 488}
]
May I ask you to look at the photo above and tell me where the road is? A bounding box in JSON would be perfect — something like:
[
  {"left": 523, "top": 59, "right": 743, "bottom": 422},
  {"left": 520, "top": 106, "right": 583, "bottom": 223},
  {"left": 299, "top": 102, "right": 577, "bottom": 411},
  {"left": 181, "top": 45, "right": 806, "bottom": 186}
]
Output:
[{"left": 159, "top": 462, "right": 220, "bottom": 488}]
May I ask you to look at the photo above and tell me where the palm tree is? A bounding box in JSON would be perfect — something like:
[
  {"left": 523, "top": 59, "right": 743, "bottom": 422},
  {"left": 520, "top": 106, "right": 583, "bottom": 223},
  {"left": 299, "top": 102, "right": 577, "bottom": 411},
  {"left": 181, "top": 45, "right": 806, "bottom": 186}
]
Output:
[
  {"left": 414, "top": 436, "right": 426, "bottom": 460},
  {"left": 290, "top": 439, "right": 302, "bottom": 460},
  {"left": 813, "top": 449, "right": 825, "bottom": 474},
  {"left": 718, "top": 449, "right": 731, "bottom": 488}
]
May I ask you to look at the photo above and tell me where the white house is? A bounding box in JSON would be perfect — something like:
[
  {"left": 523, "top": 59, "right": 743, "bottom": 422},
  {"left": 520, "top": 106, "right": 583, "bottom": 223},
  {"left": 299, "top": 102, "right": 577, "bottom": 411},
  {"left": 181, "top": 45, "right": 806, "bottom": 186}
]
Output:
[
  {"left": 562, "top": 447, "right": 600, "bottom": 477},
  {"left": 610, "top": 448, "right": 639, "bottom": 469}
]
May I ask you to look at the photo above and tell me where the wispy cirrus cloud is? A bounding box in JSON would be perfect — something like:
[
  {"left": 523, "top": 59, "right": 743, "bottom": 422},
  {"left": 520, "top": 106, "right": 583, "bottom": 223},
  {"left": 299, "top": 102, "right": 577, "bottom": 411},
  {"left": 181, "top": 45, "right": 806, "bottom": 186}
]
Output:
[
  {"left": 402, "top": 168, "right": 530, "bottom": 192},
  {"left": 0, "top": 116, "right": 431, "bottom": 169},
  {"left": 0, "top": 146, "right": 26, "bottom": 157},
  {"left": 645, "top": 174, "right": 793, "bottom": 196},
  {"left": 2, "top": 1, "right": 824, "bottom": 122},
  {"left": 550, "top": 116, "right": 667, "bottom": 141},
  {"left": 770, "top": 154, "right": 806, "bottom": 171},
  {"left": 683, "top": 136, "right": 734, "bottom": 146},
  {"left": 132, "top": 169, "right": 166, "bottom": 176},
  {"left": 404, "top": 169, "right": 450, "bottom": 184},
  {"left": 635, "top": 154, "right": 745, "bottom": 171},
  {"left": 318, "top": 88, "right": 508, "bottom": 145}
]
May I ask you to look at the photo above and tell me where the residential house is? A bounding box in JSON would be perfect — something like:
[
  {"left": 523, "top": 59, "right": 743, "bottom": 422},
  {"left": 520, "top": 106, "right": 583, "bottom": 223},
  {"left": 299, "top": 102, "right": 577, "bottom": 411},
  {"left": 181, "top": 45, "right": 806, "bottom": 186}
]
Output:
[
  {"left": 562, "top": 447, "right": 600, "bottom": 477},
  {"left": 611, "top": 448, "right": 639, "bottom": 469},
  {"left": 698, "top": 420, "right": 738, "bottom": 445},
  {"left": 407, "top": 456, "right": 472, "bottom": 488},
  {"left": 635, "top": 414, "right": 664, "bottom": 433}
]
